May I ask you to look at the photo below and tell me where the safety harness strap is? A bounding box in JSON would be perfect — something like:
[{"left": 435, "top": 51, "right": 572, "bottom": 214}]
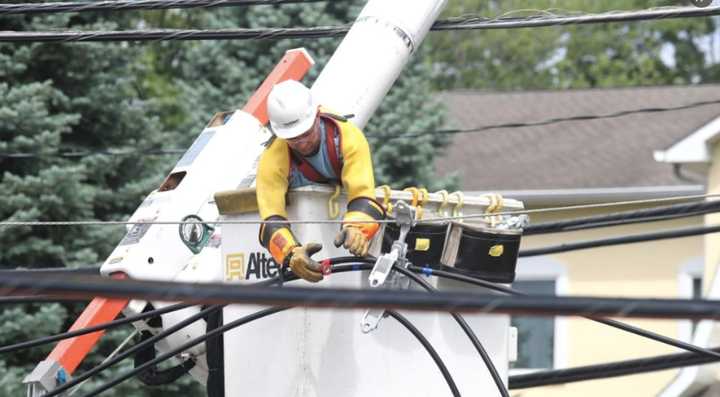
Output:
[{"left": 289, "top": 114, "right": 343, "bottom": 184}]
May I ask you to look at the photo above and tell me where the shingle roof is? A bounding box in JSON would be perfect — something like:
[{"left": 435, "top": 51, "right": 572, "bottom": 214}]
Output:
[{"left": 434, "top": 85, "right": 720, "bottom": 191}]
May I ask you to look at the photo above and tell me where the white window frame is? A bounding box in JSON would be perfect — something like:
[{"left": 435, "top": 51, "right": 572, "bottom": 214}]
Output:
[
  {"left": 677, "top": 257, "right": 704, "bottom": 342},
  {"left": 509, "top": 257, "right": 568, "bottom": 375}
]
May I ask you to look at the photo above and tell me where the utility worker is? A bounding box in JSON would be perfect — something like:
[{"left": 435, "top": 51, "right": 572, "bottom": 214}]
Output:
[{"left": 257, "top": 80, "right": 385, "bottom": 283}]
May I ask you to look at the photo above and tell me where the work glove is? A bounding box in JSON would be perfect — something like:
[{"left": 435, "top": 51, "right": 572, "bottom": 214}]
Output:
[
  {"left": 287, "top": 243, "right": 324, "bottom": 283},
  {"left": 334, "top": 226, "right": 370, "bottom": 257}
]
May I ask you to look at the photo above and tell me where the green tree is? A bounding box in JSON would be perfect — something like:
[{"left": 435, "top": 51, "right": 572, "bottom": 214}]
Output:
[
  {"left": 428, "top": 0, "right": 720, "bottom": 89},
  {"left": 0, "top": 8, "right": 203, "bottom": 397}
]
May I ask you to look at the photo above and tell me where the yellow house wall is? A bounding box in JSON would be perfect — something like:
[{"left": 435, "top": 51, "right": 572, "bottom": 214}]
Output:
[
  {"left": 510, "top": 207, "right": 704, "bottom": 397},
  {"left": 705, "top": 142, "right": 720, "bottom": 291}
]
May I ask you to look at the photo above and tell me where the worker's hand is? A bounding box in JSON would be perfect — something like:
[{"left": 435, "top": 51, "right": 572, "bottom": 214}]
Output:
[
  {"left": 334, "top": 226, "right": 370, "bottom": 257},
  {"left": 287, "top": 243, "right": 324, "bottom": 283}
]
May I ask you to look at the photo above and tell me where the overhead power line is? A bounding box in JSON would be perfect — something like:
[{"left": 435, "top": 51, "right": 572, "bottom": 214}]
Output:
[
  {"left": 0, "top": 302, "right": 191, "bottom": 354},
  {"left": 520, "top": 224, "right": 720, "bottom": 257},
  {"left": 409, "top": 265, "right": 720, "bottom": 361},
  {"left": 0, "top": 0, "right": 323, "bottom": 15},
  {"left": 2, "top": 98, "right": 717, "bottom": 160},
  {"left": 370, "top": 98, "right": 720, "bottom": 140},
  {"left": 0, "top": 6, "right": 719, "bottom": 43},
  {"left": 508, "top": 345, "right": 720, "bottom": 389},
  {"left": 5, "top": 272, "right": 720, "bottom": 319},
  {"left": 524, "top": 199, "right": 720, "bottom": 235},
  {"left": 0, "top": 149, "right": 184, "bottom": 159}
]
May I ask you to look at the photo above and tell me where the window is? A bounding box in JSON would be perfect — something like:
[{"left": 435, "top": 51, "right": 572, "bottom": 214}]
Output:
[
  {"left": 678, "top": 258, "right": 704, "bottom": 341},
  {"left": 510, "top": 280, "right": 556, "bottom": 369},
  {"left": 510, "top": 257, "right": 567, "bottom": 372}
]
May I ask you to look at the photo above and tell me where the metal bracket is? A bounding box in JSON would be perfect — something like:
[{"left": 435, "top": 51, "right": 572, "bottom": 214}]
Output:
[
  {"left": 361, "top": 201, "right": 416, "bottom": 333},
  {"left": 24, "top": 360, "right": 69, "bottom": 397}
]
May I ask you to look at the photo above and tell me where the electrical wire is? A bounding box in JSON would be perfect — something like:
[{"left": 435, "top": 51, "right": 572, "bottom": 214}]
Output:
[
  {"left": 4, "top": 270, "right": 720, "bottom": 320},
  {"left": 508, "top": 344, "right": 720, "bottom": 389},
  {"left": 409, "top": 265, "right": 720, "bottom": 361},
  {"left": 19, "top": 258, "right": 718, "bottom": 393},
  {"left": 44, "top": 275, "right": 280, "bottom": 396},
  {"left": 78, "top": 307, "right": 287, "bottom": 397},
  {"left": 395, "top": 266, "right": 509, "bottom": 397},
  {"left": 367, "top": 98, "right": 720, "bottom": 140},
  {"left": 3, "top": 193, "right": 720, "bottom": 228},
  {"left": 0, "top": 149, "right": 184, "bottom": 158},
  {"left": 43, "top": 304, "right": 225, "bottom": 397},
  {"left": 386, "top": 310, "right": 462, "bottom": 397},
  {"left": 0, "top": 302, "right": 191, "bottom": 355},
  {"left": 430, "top": 6, "right": 720, "bottom": 31},
  {"left": 523, "top": 199, "right": 720, "bottom": 235},
  {"left": 68, "top": 329, "right": 139, "bottom": 396},
  {"left": 78, "top": 262, "right": 461, "bottom": 397},
  {"left": 1, "top": 6, "right": 718, "bottom": 43},
  {"left": 0, "top": 0, "right": 324, "bottom": 15},
  {"left": 519, "top": 224, "right": 720, "bottom": 257},
  {"left": 3, "top": 97, "right": 717, "bottom": 160}
]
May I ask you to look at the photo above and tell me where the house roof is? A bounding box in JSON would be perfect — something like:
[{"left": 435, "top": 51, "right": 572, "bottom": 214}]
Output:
[{"left": 434, "top": 84, "right": 720, "bottom": 192}]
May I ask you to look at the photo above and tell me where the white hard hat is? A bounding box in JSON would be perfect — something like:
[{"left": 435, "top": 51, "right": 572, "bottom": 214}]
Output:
[{"left": 267, "top": 80, "right": 318, "bottom": 139}]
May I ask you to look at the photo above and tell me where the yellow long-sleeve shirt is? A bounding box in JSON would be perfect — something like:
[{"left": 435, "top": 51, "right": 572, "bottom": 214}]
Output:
[{"left": 256, "top": 112, "right": 385, "bottom": 264}]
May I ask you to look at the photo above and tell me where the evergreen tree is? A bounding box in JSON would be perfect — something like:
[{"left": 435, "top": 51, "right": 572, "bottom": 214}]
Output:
[{"left": 0, "top": 7, "right": 203, "bottom": 397}]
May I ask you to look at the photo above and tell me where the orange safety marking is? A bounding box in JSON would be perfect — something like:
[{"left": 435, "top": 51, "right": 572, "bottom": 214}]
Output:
[
  {"left": 242, "top": 48, "right": 315, "bottom": 124},
  {"left": 47, "top": 273, "right": 129, "bottom": 375}
]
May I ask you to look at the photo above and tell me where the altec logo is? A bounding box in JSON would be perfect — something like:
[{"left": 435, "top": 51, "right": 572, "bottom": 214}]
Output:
[{"left": 225, "top": 252, "right": 280, "bottom": 281}]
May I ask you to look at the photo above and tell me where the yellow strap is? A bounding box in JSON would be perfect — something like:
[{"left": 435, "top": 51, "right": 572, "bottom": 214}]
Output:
[
  {"left": 483, "top": 193, "right": 504, "bottom": 227},
  {"left": 403, "top": 187, "right": 419, "bottom": 207},
  {"left": 451, "top": 191, "right": 464, "bottom": 218},
  {"left": 328, "top": 185, "right": 341, "bottom": 219},
  {"left": 436, "top": 190, "right": 449, "bottom": 216},
  {"left": 419, "top": 188, "right": 429, "bottom": 206},
  {"left": 379, "top": 184, "right": 393, "bottom": 215}
]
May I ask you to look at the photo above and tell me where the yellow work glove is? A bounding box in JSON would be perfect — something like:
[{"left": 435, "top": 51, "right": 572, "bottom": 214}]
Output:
[
  {"left": 287, "top": 243, "right": 324, "bottom": 283},
  {"left": 334, "top": 226, "right": 370, "bottom": 257}
]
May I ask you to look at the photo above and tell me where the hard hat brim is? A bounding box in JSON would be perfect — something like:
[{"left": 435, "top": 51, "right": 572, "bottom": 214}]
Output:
[{"left": 270, "top": 106, "right": 318, "bottom": 139}]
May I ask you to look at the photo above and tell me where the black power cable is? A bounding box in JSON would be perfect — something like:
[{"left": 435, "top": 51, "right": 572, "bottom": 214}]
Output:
[
  {"left": 520, "top": 224, "right": 720, "bottom": 257},
  {"left": 42, "top": 276, "right": 280, "bottom": 396},
  {"left": 2, "top": 99, "right": 718, "bottom": 160},
  {"left": 524, "top": 200, "right": 720, "bottom": 235},
  {"left": 80, "top": 262, "right": 462, "bottom": 397},
  {"left": 78, "top": 306, "right": 287, "bottom": 397},
  {"left": 395, "top": 266, "right": 510, "bottom": 397},
  {"left": 6, "top": 269, "right": 720, "bottom": 320},
  {"left": 409, "top": 265, "right": 720, "bottom": 361},
  {"left": 385, "top": 310, "right": 462, "bottom": 397},
  {"left": 2, "top": 6, "right": 719, "bottom": 43},
  {"left": 3, "top": 97, "right": 718, "bottom": 161},
  {"left": 0, "top": 0, "right": 323, "bottom": 15},
  {"left": 508, "top": 345, "right": 720, "bottom": 389},
  {"left": 44, "top": 304, "right": 224, "bottom": 397},
  {"left": 0, "top": 302, "right": 192, "bottom": 355},
  {"left": 371, "top": 98, "right": 720, "bottom": 141}
]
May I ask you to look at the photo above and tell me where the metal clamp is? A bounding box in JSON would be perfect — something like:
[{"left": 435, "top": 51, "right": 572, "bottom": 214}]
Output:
[
  {"left": 24, "top": 360, "right": 67, "bottom": 397},
  {"left": 361, "top": 201, "right": 416, "bottom": 333}
]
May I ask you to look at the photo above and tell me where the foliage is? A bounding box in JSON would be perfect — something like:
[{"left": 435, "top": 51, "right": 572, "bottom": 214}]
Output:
[{"left": 428, "top": 0, "right": 720, "bottom": 90}]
